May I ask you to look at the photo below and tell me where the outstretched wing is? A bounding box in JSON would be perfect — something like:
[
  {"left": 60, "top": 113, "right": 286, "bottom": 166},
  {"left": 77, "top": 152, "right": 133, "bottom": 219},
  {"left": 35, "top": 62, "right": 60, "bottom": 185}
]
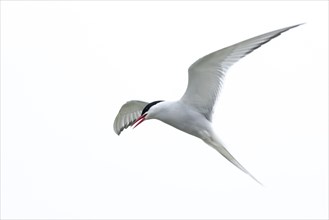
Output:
[
  {"left": 180, "top": 24, "right": 302, "bottom": 121},
  {"left": 113, "top": 100, "right": 148, "bottom": 135}
]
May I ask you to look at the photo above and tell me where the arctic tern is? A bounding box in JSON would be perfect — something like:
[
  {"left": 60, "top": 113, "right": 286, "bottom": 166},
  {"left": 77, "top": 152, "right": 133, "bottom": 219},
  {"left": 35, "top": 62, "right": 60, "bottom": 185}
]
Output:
[{"left": 113, "top": 24, "right": 302, "bottom": 184}]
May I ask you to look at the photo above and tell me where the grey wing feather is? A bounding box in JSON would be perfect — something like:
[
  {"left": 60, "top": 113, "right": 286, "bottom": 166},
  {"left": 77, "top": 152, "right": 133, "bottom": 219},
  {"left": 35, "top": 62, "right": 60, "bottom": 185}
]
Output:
[
  {"left": 113, "top": 100, "right": 148, "bottom": 135},
  {"left": 181, "top": 24, "right": 303, "bottom": 121}
]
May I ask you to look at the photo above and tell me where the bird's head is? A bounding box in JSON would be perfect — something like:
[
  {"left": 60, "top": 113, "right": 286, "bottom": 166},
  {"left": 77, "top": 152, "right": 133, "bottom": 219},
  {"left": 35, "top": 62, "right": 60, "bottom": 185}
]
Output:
[{"left": 132, "top": 100, "right": 164, "bottom": 129}]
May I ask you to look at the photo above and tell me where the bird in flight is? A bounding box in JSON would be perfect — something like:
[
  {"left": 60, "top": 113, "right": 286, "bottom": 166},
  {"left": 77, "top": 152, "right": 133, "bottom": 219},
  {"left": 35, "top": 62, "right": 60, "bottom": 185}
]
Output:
[{"left": 113, "top": 24, "right": 302, "bottom": 184}]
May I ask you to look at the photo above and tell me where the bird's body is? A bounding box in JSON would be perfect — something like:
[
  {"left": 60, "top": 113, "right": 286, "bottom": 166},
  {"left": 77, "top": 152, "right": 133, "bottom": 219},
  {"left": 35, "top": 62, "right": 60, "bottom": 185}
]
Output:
[
  {"left": 135, "top": 100, "right": 262, "bottom": 184},
  {"left": 113, "top": 24, "right": 302, "bottom": 184},
  {"left": 148, "top": 101, "right": 212, "bottom": 138}
]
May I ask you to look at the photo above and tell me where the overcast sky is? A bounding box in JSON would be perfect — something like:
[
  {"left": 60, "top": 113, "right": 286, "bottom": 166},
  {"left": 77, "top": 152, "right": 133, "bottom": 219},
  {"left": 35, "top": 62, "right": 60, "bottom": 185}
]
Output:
[{"left": 1, "top": 1, "right": 328, "bottom": 219}]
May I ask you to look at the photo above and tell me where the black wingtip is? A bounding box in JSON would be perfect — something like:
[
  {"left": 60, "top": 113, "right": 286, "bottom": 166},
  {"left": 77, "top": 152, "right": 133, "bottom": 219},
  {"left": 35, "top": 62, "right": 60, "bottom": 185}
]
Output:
[{"left": 290, "top": 23, "right": 305, "bottom": 29}]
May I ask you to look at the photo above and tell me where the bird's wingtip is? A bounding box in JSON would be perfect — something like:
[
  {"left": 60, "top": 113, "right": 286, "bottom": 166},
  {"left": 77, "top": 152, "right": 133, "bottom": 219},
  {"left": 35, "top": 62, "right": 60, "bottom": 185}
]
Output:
[{"left": 291, "top": 23, "right": 305, "bottom": 29}]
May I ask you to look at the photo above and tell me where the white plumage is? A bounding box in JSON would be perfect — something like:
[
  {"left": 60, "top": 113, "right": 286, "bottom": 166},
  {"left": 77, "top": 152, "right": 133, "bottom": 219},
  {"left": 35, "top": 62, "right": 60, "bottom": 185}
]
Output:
[{"left": 113, "top": 24, "right": 302, "bottom": 184}]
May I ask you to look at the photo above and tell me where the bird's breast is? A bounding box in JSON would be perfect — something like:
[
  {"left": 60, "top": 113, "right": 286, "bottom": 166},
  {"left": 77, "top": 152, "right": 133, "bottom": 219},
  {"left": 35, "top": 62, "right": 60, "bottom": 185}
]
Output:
[{"left": 155, "top": 101, "right": 212, "bottom": 139}]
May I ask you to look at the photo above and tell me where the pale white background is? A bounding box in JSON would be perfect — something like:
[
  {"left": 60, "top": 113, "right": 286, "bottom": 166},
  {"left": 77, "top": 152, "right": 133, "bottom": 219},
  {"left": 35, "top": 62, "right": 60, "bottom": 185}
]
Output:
[{"left": 1, "top": 1, "right": 328, "bottom": 219}]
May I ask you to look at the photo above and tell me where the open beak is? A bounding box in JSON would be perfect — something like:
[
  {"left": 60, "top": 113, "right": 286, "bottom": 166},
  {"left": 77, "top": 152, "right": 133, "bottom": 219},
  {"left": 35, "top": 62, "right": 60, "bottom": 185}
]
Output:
[{"left": 132, "top": 114, "right": 147, "bottom": 129}]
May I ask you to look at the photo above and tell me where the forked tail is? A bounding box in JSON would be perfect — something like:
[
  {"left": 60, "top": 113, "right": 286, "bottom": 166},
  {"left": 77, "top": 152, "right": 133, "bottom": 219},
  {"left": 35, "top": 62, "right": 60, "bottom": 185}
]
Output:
[{"left": 204, "top": 136, "right": 263, "bottom": 185}]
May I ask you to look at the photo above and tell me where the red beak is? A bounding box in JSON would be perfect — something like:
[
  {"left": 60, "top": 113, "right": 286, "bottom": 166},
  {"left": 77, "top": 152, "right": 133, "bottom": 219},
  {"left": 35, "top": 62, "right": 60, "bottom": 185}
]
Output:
[{"left": 132, "top": 114, "right": 146, "bottom": 129}]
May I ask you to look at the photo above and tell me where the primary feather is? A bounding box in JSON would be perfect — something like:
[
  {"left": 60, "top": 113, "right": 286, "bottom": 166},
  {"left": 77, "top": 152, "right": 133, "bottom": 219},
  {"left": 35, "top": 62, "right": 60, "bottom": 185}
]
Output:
[
  {"left": 113, "top": 100, "right": 148, "bottom": 135},
  {"left": 181, "top": 24, "right": 302, "bottom": 120}
]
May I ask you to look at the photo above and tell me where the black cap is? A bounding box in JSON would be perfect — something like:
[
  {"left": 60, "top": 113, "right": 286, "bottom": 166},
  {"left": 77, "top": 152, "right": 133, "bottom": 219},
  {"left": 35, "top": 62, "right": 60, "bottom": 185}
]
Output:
[{"left": 141, "top": 100, "right": 164, "bottom": 115}]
